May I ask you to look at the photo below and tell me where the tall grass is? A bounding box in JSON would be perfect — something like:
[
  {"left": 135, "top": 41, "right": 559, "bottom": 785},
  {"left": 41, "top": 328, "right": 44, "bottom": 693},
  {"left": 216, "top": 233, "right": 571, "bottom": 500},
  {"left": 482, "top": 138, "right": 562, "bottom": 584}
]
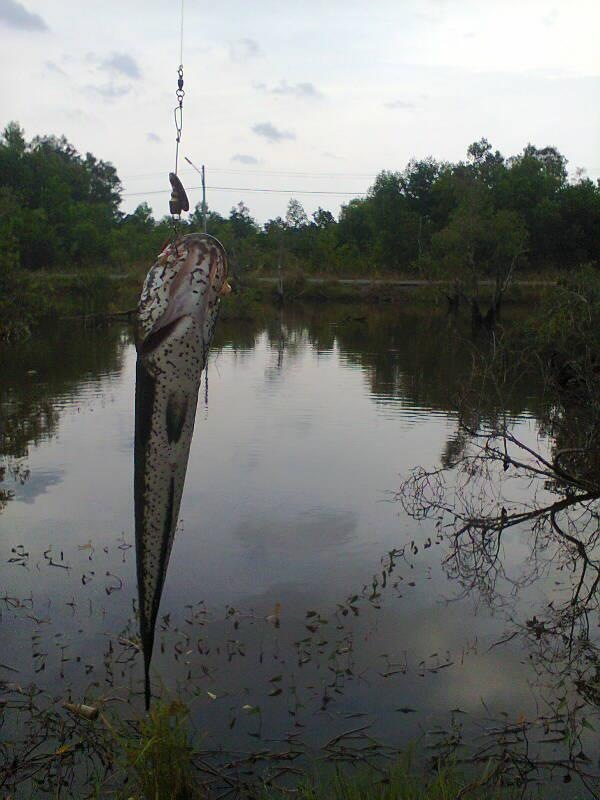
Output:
[
  {"left": 262, "top": 758, "right": 523, "bottom": 800},
  {"left": 97, "top": 702, "right": 528, "bottom": 800},
  {"left": 106, "top": 700, "right": 203, "bottom": 800}
]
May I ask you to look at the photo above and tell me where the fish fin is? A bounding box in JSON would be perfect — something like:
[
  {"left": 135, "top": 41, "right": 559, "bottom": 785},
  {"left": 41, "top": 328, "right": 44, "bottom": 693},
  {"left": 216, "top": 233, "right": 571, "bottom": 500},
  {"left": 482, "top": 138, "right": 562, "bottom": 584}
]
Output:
[
  {"left": 139, "top": 316, "right": 183, "bottom": 355},
  {"left": 166, "top": 393, "right": 189, "bottom": 444}
]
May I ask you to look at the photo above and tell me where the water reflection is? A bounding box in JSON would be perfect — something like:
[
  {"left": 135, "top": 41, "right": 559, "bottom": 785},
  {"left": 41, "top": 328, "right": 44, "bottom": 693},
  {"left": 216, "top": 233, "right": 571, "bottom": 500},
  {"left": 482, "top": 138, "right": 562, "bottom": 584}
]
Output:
[
  {"left": 1, "top": 303, "right": 598, "bottom": 794},
  {"left": 0, "top": 325, "right": 127, "bottom": 510},
  {"left": 398, "top": 354, "right": 600, "bottom": 788}
]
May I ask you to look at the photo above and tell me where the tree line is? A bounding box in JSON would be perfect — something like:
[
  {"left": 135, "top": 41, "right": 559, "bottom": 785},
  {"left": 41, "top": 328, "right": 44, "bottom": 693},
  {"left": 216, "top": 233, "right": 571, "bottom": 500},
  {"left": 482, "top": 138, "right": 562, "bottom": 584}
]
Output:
[{"left": 1, "top": 122, "right": 599, "bottom": 284}]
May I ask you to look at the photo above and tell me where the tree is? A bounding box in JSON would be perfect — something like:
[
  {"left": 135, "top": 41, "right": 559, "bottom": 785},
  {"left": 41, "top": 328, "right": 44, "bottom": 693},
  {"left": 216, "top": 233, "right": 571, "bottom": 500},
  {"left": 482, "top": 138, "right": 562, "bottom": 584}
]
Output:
[
  {"left": 229, "top": 201, "right": 257, "bottom": 238},
  {"left": 558, "top": 179, "right": 600, "bottom": 264},
  {"left": 0, "top": 123, "right": 122, "bottom": 269},
  {"left": 421, "top": 176, "right": 528, "bottom": 326},
  {"left": 226, "top": 202, "right": 259, "bottom": 275},
  {"left": 466, "top": 138, "right": 506, "bottom": 190},
  {"left": 367, "top": 171, "right": 421, "bottom": 271},
  {"left": 1, "top": 121, "right": 599, "bottom": 290},
  {"left": 83, "top": 152, "right": 122, "bottom": 211},
  {"left": 311, "top": 207, "right": 335, "bottom": 229},
  {"left": 337, "top": 198, "right": 374, "bottom": 268},
  {"left": 403, "top": 157, "right": 442, "bottom": 218},
  {"left": 285, "top": 198, "right": 308, "bottom": 229},
  {"left": 2, "top": 121, "right": 26, "bottom": 153}
]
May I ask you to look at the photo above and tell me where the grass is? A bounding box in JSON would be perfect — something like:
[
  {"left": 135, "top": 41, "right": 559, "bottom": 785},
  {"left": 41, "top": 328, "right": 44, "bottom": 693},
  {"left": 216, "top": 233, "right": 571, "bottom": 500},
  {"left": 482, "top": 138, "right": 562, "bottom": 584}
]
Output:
[
  {"left": 0, "top": 259, "right": 561, "bottom": 341},
  {"left": 1, "top": 694, "right": 576, "bottom": 799},
  {"left": 261, "top": 758, "right": 524, "bottom": 800},
  {"left": 87, "top": 701, "right": 539, "bottom": 800},
  {"left": 98, "top": 700, "right": 203, "bottom": 800}
]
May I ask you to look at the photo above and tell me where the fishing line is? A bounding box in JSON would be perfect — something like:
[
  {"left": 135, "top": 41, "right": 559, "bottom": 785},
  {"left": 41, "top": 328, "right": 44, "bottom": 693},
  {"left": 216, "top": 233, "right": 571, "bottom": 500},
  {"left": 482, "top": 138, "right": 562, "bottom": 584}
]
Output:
[
  {"left": 179, "top": 0, "right": 184, "bottom": 66},
  {"left": 168, "top": 0, "right": 189, "bottom": 234},
  {"left": 174, "top": 0, "right": 185, "bottom": 178}
]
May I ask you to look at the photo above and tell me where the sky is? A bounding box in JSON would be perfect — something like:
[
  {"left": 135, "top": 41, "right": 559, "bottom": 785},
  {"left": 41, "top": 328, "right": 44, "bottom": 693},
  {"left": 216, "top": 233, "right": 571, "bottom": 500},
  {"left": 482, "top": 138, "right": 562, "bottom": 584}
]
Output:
[{"left": 1, "top": 0, "right": 599, "bottom": 222}]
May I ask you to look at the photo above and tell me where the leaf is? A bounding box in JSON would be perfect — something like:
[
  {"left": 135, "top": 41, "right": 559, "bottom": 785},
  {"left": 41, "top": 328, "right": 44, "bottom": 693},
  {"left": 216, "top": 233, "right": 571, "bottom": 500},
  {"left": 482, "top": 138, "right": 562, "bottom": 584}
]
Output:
[{"left": 206, "top": 691, "right": 217, "bottom": 701}]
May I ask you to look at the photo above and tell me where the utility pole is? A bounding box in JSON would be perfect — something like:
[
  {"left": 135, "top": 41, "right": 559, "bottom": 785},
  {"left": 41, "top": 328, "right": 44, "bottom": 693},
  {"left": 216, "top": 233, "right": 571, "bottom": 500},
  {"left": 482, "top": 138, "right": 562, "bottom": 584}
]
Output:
[
  {"left": 277, "top": 230, "right": 284, "bottom": 304},
  {"left": 183, "top": 156, "right": 208, "bottom": 233},
  {"left": 201, "top": 164, "right": 207, "bottom": 233}
]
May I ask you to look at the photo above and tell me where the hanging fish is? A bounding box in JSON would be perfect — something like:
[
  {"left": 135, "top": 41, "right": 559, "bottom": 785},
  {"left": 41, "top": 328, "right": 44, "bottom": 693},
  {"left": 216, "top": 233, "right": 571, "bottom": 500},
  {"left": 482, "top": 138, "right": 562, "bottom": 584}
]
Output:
[{"left": 134, "top": 232, "right": 230, "bottom": 709}]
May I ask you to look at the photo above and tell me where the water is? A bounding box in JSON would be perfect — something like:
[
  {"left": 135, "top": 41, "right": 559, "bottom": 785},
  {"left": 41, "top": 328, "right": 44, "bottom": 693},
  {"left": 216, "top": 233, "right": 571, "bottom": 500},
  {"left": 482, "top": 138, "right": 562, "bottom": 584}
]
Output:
[{"left": 0, "top": 303, "right": 597, "bottom": 790}]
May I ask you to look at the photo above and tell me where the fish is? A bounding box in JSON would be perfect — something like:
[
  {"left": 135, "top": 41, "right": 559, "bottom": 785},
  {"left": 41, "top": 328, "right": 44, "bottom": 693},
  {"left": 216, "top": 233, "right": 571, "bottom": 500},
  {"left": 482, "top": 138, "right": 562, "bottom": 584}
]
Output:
[{"left": 134, "top": 232, "right": 230, "bottom": 709}]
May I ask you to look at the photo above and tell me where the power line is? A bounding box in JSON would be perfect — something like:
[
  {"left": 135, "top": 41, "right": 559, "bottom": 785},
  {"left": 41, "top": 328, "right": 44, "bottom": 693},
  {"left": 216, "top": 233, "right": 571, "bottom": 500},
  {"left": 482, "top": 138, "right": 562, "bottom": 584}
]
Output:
[
  {"left": 120, "top": 165, "right": 600, "bottom": 182},
  {"left": 121, "top": 166, "right": 378, "bottom": 180},
  {"left": 122, "top": 184, "right": 367, "bottom": 198}
]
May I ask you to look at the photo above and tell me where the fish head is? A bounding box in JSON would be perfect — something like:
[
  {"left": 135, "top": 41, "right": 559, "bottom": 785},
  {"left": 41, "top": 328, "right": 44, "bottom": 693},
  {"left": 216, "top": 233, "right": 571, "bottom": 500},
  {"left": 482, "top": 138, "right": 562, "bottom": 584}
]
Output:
[{"left": 136, "top": 233, "right": 230, "bottom": 367}]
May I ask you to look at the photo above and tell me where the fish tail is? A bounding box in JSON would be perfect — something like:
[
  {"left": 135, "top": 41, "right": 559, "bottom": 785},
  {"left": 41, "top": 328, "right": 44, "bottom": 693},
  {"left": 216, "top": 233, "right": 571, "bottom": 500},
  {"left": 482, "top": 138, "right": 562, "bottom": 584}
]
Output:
[{"left": 144, "top": 662, "right": 151, "bottom": 711}]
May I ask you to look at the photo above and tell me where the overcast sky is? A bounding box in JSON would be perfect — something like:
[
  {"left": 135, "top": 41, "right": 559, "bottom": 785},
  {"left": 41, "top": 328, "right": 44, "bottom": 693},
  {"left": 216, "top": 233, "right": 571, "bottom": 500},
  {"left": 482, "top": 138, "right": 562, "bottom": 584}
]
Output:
[{"left": 1, "top": 0, "right": 599, "bottom": 222}]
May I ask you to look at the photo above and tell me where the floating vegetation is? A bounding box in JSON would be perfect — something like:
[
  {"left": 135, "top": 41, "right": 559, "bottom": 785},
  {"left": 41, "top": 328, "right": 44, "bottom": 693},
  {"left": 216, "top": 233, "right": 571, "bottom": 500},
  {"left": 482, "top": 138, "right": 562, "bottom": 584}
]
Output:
[
  {"left": 2, "top": 308, "right": 600, "bottom": 797},
  {"left": 1, "top": 521, "right": 599, "bottom": 796}
]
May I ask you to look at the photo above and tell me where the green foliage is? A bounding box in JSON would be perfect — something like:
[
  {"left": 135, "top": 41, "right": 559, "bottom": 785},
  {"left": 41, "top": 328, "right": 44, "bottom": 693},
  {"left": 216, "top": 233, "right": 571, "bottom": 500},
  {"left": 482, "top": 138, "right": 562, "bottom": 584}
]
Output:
[
  {"left": 113, "top": 700, "right": 201, "bottom": 800},
  {"left": 219, "top": 284, "right": 272, "bottom": 321},
  {"left": 0, "top": 122, "right": 121, "bottom": 270},
  {"left": 286, "top": 197, "right": 309, "bottom": 228},
  {"left": 281, "top": 266, "right": 309, "bottom": 298},
  {"left": 262, "top": 758, "right": 522, "bottom": 800},
  {"left": 96, "top": 706, "right": 524, "bottom": 800},
  {"left": 527, "top": 264, "right": 600, "bottom": 394},
  {"left": 420, "top": 183, "right": 528, "bottom": 288},
  {"left": 1, "top": 121, "right": 599, "bottom": 338},
  {"left": 0, "top": 250, "right": 36, "bottom": 341},
  {"left": 3, "top": 122, "right": 598, "bottom": 281}
]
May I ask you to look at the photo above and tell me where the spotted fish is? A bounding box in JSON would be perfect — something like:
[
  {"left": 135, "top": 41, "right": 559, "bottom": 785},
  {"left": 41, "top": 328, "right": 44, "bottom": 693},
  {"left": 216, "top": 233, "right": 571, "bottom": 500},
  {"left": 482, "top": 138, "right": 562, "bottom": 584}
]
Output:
[{"left": 134, "top": 232, "right": 230, "bottom": 708}]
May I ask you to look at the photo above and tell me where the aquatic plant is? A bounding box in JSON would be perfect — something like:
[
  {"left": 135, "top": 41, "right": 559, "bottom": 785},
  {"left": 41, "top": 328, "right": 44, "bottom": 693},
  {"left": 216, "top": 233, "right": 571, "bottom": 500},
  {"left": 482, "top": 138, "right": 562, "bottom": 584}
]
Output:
[
  {"left": 110, "top": 700, "right": 201, "bottom": 800},
  {"left": 262, "top": 758, "right": 522, "bottom": 800}
]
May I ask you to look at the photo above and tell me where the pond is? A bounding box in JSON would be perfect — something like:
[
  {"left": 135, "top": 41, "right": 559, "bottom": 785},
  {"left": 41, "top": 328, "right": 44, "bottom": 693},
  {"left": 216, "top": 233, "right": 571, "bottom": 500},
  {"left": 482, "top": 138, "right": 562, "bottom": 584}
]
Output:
[{"left": 1, "top": 301, "right": 598, "bottom": 794}]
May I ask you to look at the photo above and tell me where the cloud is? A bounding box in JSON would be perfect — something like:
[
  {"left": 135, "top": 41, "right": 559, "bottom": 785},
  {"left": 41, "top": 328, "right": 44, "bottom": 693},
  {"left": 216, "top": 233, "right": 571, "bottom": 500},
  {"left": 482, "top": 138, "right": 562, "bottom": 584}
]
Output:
[
  {"left": 86, "top": 83, "right": 132, "bottom": 101},
  {"left": 147, "top": 132, "right": 161, "bottom": 143},
  {"left": 255, "top": 80, "right": 322, "bottom": 99},
  {"left": 45, "top": 60, "right": 66, "bottom": 76},
  {"left": 384, "top": 99, "right": 417, "bottom": 110},
  {"left": 0, "top": 0, "right": 47, "bottom": 30},
  {"left": 82, "top": 52, "right": 140, "bottom": 100},
  {"left": 60, "top": 108, "right": 95, "bottom": 123},
  {"left": 100, "top": 52, "right": 141, "bottom": 80},
  {"left": 232, "top": 154, "right": 259, "bottom": 165},
  {"left": 322, "top": 151, "right": 344, "bottom": 161},
  {"left": 252, "top": 122, "right": 295, "bottom": 143},
  {"left": 230, "top": 38, "right": 260, "bottom": 62}
]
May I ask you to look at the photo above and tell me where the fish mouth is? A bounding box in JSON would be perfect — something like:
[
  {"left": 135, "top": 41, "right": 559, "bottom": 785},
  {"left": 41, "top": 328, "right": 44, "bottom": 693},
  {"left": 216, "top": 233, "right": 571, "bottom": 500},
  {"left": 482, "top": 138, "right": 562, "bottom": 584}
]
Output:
[{"left": 136, "top": 233, "right": 230, "bottom": 355}]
